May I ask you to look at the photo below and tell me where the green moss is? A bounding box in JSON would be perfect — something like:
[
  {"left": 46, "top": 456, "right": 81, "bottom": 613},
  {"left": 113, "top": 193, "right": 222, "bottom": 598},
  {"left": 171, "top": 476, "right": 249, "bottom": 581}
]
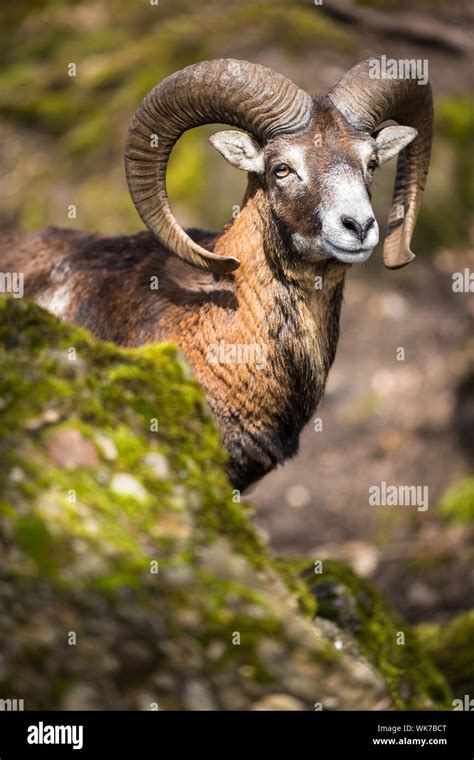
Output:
[
  {"left": 438, "top": 477, "right": 474, "bottom": 524},
  {"left": 14, "top": 514, "right": 58, "bottom": 577},
  {"left": 274, "top": 557, "right": 318, "bottom": 619},
  {"left": 417, "top": 611, "right": 474, "bottom": 698},
  {"left": 302, "top": 560, "right": 451, "bottom": 709}
]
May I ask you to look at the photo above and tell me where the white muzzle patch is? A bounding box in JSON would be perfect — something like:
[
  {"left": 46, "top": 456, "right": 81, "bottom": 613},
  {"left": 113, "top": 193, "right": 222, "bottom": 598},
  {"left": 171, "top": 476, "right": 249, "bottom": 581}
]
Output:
[{"left": 319, "top": 169, "right": 379, "bottom": 263}]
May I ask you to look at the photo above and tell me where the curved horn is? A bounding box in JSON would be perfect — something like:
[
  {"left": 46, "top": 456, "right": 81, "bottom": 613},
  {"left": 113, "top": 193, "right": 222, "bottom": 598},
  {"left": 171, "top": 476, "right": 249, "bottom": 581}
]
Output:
[
  {"left": 328, "top": 58, "right": 433, "bottom": 269},
  {"left": 125, "top": 59, "right": 313, "bottom": 273}
]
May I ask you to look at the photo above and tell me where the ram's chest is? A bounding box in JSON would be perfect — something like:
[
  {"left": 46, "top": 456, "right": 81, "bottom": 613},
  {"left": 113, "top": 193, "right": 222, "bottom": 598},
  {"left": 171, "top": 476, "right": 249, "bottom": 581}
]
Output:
[
  {"left": 167, "top": 271, "right": 345, "bottom": 491},
  {"left": 225, "top": 282, "right": 340, "bottom": 422},
  {"left": 268, "top": 291, "right": 334, "bottom": 420}
]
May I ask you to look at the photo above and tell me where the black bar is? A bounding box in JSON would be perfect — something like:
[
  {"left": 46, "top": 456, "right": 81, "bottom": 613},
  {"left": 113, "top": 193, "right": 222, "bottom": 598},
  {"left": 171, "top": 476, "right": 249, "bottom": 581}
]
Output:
[{"left": 0, "top": 710, "right": 472, "bottom": 757}]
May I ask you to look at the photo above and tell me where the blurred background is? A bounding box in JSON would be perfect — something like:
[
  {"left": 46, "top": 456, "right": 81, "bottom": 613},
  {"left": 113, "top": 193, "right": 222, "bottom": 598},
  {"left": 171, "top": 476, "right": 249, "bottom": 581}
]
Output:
[{"left": 1, "top": 0, "right": 473, "bottom": 625}]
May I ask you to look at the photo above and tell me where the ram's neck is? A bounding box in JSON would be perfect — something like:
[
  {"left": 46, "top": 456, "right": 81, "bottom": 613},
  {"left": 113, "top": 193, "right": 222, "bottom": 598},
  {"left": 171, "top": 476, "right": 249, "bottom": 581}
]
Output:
[
  {"left": 214, "top": 181, "right": 347, "bottom": 375},
  {"left": 199, "top": 179, "right": 348, "bottom": 489}
]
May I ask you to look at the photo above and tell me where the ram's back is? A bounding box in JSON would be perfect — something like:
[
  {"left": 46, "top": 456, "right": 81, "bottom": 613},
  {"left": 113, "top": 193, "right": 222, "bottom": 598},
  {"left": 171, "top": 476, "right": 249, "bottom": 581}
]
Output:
[{"left": 0, "top": 227, "right": 229, "bottom": 346}]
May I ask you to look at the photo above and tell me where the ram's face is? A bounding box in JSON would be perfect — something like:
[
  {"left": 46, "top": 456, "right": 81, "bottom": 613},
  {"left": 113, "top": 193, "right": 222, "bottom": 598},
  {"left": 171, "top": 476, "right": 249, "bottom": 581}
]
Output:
[
  {"left": 210, "top": 106, "right": 417, "bottom": 267},
  {"left": 263, "top": 111, "right": 380, "bottom": 265}
]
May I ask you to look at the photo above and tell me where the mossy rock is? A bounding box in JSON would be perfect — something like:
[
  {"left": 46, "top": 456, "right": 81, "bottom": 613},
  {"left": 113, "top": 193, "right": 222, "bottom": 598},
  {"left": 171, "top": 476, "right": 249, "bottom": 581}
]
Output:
[
  {"left": 300, "top": 559, "right": 452, "bottom": 710},
  {"left": 0, "top": 298, "right": 450, "bottom": 710},
  {"left": 417, "top": 611, "right": 474, "bottom": 699}
]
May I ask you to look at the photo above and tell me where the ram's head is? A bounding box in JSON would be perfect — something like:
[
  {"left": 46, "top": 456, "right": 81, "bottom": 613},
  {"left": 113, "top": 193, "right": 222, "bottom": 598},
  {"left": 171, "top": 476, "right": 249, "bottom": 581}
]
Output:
[{"left": 125, "top": 58, "right": 433, "bottom": 273}]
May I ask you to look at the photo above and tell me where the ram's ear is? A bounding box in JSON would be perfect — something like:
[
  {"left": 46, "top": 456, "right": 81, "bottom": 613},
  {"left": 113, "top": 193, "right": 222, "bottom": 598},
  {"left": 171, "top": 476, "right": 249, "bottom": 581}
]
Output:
[
  {"left": 374, "top": 125, "right": 418, "bottom": 165},
  {"left": 209, "top": 130, "right": 265, "bottom": 173}
]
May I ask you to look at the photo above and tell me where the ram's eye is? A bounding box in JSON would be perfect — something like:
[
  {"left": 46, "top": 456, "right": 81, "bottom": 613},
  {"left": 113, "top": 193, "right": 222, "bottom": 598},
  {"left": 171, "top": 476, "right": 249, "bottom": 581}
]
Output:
[
  {"left": 367, "top": 159, "right": 378, "bottom": 173},
  {"left": 273, "top": 163, "right": 291, "bottom": 179}
]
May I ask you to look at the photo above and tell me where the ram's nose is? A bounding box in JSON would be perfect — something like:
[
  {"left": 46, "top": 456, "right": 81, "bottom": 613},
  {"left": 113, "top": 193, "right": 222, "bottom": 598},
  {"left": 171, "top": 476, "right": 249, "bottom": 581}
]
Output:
[{"left": 340, "top": 215, "right": 375, "bottom": 244}]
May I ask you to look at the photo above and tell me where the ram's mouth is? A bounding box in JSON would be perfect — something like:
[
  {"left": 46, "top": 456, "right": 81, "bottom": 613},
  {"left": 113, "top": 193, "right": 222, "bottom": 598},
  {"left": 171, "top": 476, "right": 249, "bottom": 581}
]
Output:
[{"left": 321, "top": 237, "right": 374, "bottom": 264}]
